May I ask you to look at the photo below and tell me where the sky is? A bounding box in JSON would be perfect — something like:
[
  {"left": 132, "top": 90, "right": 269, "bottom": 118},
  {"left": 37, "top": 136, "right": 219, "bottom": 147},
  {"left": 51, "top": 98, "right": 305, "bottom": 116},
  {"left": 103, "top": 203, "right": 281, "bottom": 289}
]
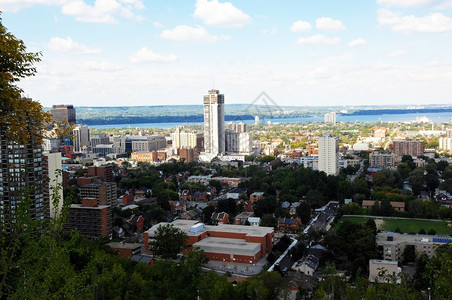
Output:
[{"left": 2, "top": 0, "right": 452, "bottom": 108}]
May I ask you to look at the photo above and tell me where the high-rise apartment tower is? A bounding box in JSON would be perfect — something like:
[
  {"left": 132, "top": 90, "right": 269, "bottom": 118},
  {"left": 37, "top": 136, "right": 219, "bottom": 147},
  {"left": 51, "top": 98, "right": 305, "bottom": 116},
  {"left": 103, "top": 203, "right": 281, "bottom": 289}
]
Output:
[
  {"left": 318, "top": 132, "right": 339, "bottom": 176},
  {"left": 203, "top": 89, "right": 225, "bottom": 156}
]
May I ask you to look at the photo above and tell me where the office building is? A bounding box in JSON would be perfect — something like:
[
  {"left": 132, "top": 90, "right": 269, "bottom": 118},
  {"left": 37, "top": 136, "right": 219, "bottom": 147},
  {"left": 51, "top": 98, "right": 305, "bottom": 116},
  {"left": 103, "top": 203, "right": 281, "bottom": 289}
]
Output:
[
  {"left": 203, "top": 89, "right": 225, "bottom": 156},
  {"left": 118, "top": 135, "right": 166, "bottom": 155},
  {"left": 324, "top": 112, "right": 336, "bottom": 124},
  {"left": 90, "top": 134, "right": 110, "bottom": 148},
  {"left": 318, "top": 132, "right": 339, "bottom": 176},
  {"left": 392, "top": 139, "right": 424, "bottom": 157},
  {"left": 73, "top": 124, "right": 90, "bottom": 152},
  {"left": 50, "top": 104, "right": 76, "bottom": 124}
]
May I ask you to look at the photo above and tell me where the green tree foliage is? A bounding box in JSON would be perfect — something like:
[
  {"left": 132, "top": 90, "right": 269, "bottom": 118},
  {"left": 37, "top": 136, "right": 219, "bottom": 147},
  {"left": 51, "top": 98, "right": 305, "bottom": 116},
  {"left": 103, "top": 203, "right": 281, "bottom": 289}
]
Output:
[
  {"left": 425, "top": 244, "right": 452, "bottom": 299},
  {"left": 296, "top": 201, "right": 312, "bottom": 224},
  {"left": 324, "top": 220, "right": 376, "bottom": 279},
  {"left": 150, "top": 224, "right": 188, "bottom": 259}
]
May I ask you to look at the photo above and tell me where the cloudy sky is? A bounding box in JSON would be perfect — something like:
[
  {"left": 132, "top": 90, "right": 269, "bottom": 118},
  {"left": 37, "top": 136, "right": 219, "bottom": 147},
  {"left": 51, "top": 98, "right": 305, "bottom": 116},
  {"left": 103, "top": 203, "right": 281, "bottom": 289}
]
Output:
[{"left": 2, "top": 0, "right": 452, "bottom": 107}]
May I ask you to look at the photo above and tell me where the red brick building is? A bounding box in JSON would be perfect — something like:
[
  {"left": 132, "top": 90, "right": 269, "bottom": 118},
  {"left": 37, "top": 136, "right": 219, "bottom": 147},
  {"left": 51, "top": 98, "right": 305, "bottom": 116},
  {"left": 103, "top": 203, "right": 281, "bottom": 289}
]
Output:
[
  {"left": 144, "top": 220, "right": 274, "bottom": 264},
  {"left": 392, "top": 139, "right": 424, "bottom": 157},
  {"left": 87, "top": 165, "right": 114, "bottom": 182},
  {"left": 63, "top": 198, "right": 112, "bottom": 238}
]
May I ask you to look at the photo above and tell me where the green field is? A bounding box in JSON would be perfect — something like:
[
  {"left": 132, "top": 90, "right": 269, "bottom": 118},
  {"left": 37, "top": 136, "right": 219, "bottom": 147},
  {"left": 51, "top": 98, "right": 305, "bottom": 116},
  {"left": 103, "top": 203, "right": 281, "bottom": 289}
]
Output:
[{"left": 334, "top": 216, "right": 452, "bottom": 235}]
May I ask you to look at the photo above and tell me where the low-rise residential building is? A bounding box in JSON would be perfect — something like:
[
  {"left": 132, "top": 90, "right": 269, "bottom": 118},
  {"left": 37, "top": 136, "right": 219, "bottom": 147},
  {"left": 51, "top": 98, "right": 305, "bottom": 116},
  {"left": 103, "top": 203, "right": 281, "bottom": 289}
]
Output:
[
  {"left": 369, "top": 259, "right": 401, "bottom": 283},
  {"left": 376, "top": 231, "right": 452, "bottom": 261},
  {"left": 234, "top": 212, "right": 254, "bottom": 225},
  {"left": 277, "top": 217, "right": 302, "bottom": 232},
  {"left": 369, "top": 152, "right": 395, "bottom": 168},
  {"left": 362, "top": 200, "right": 405, "bottom": 211}
]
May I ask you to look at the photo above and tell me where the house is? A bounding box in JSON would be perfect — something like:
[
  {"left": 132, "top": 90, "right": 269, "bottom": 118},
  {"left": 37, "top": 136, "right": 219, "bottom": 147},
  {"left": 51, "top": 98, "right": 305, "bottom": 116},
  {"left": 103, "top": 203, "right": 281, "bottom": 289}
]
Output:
[
  {"left": 292, "top": 254, "right": 320, "bottom": 276},
  {"left": 121, "top": 193, "right": 134, "bottom": 206},
  {"left": 131, "top": 255, "right": 157, "bottom": 266},
  {"left": 180, "top": 208, "right": 203, "bottom": 220},
  {"left": 211, "top": 211, "right": 229, "bottom": 224},
  {"left": 227, "top": 188, "right": 247, "bottom": 200},
  {"left": 277, "top": 217, "right": 302, "bottom": 232},
  {"left": 362, "top": 200, "right": 405, "bottom": 211},
  {"left": 285, "top": 271, "right": 318, "bottom": 298},
  {"left": 108, "top": 242, "right": 142, "bottom": 259},
  {"left": 234, "top": 211, "right": 254, "bottom": 225},
  {"left": 169, "top": 200, "right": 186, "bottom": 214},
  {"left": 124, "top": 215, "right": 145, "bottom": 232},
  {"left": 250, "top": 192, "right": 264, "bottom": 203}
]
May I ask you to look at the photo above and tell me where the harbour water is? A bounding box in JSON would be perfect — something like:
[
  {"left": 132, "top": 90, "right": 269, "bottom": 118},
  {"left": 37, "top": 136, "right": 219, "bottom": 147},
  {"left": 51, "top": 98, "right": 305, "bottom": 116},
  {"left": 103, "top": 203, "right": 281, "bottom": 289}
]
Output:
[{"left": 89, "top": 112, "right": 452, "bottom": 129}]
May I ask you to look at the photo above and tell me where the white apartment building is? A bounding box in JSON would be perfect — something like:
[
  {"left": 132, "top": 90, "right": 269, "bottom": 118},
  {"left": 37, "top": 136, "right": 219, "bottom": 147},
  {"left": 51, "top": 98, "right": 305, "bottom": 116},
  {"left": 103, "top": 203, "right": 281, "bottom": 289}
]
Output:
[
  {"left": 318, "top": 132, "right": 339, "bottom": 176},
  {"left": 324, "top": 112, "right": 336, "bottom": 124}
]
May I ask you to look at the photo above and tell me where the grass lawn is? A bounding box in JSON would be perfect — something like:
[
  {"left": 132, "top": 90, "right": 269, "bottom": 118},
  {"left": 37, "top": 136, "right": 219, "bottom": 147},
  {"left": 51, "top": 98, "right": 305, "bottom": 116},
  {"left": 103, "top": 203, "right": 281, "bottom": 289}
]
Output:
[{"left": 334, "top": 216, "right": 452, "bottom": 235}]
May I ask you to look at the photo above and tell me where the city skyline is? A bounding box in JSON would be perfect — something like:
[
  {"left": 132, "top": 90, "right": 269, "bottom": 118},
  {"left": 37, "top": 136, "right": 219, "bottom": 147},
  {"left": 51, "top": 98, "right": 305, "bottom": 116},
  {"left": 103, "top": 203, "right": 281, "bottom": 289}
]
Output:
[{"left": 2, "top": 0, "right": 452, "bottom": 107}]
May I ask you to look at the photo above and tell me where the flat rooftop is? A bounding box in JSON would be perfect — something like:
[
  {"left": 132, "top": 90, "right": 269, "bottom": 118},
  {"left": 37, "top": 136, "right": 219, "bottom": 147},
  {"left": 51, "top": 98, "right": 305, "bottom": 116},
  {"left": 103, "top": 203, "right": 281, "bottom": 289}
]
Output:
[
  {"left": 194, "top": 237, "right": 261, "bottom": 256},
  {"left": 376, "top": 231, "right": 451, "bottom": 245},
  {"left": 369, "top": 259, "right": 398, "bottom": 265},
  {"left": 145, "top": 219, "right": 273, "bottom": 237},
  {"left": 107, "top": 242, "right": 142, "bottom": 250}
]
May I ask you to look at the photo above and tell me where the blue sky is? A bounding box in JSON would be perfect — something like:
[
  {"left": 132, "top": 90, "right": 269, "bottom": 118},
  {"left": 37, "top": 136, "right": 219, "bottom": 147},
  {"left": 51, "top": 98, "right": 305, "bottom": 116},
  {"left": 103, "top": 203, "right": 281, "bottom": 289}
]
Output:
[{"left": 2, "top": 0, "right": 452, "bottom": 107}]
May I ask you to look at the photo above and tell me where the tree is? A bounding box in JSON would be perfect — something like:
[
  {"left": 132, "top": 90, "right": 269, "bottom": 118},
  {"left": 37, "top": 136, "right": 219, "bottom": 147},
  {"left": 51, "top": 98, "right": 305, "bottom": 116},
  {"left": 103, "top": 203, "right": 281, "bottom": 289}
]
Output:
[
  {"left": 296, "top": 201, "right": 312, "bottom": 224},
  {"left": 0, "top": 14, "right": 65, "bottom": 145},
  {"left": 150, "top": 224, "right": 188, "bottom": 259}
]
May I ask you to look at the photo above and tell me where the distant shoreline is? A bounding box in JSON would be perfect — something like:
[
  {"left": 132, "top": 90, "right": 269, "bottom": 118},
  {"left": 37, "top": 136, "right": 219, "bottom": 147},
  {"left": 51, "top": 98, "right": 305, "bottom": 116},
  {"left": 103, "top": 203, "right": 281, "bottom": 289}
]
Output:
[{"left": 88, "top": 111, "right": 452, "bottom": 129}]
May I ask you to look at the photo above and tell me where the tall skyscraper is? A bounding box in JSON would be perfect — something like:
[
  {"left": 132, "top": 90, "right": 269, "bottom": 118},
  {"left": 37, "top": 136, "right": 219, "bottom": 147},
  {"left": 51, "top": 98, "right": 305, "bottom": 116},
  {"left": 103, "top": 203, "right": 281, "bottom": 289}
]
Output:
[
  {"left": 50, "top": 104, "right": 76, "bottom": 124},
  {"left": 1, "top": 100, "right": 45, "bottom": 231},
  {"left": 318, "top": 132, "right": 339, "bottom": 176},
  {"left": 203, "top": 89, "right": 225, "bottom": 156}
]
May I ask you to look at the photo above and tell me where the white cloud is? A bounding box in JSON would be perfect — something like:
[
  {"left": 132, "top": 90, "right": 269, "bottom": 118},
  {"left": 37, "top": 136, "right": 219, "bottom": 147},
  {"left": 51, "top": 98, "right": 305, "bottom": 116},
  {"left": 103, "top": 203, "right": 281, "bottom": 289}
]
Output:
[
  {"left": 153, "top": 21, "right": 164, "bottom": 28},
  {"left": 388, "top": 49, "right": 407, "bottom": 57},
  {"left": 159, "top": 25, "right": 228, "bottom": 42},
  {"left": 262, "top": 27, "right": 278, "bottom": 35},
  {"left": 297, "top": 34, "right": 340, "bottom": 45},
  {"left": 377, "top": 0, "right": 452, "bottom": 9},
  {"left": 0, "top": 0, "right": 65, "bottom": 12},
  {"left": 378, "top": 9, "right": 452, "bottom": 33},
  {"left": 316, "top": 17, "right": 347, "bottom": 31},
  {"left": 82, "top": 61, "right": 120, "bottom": 71},
  {"left": 291, "top": 20, "right": 312, "bottom": 32},
  {"left": 193, "top": 0, "right": 251, "bottom": 27},
  {"left": 349, "top": 38, "right": 367, "bottom": 47},
  {"left": 61, "top": 0, "right": 144, "bottom": 24},
  {"left": 48, "top": 37, "right": 102, "bottom": 54},
  {"left": 129, "top": 47, "right": 178, "bottom": 63}
]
